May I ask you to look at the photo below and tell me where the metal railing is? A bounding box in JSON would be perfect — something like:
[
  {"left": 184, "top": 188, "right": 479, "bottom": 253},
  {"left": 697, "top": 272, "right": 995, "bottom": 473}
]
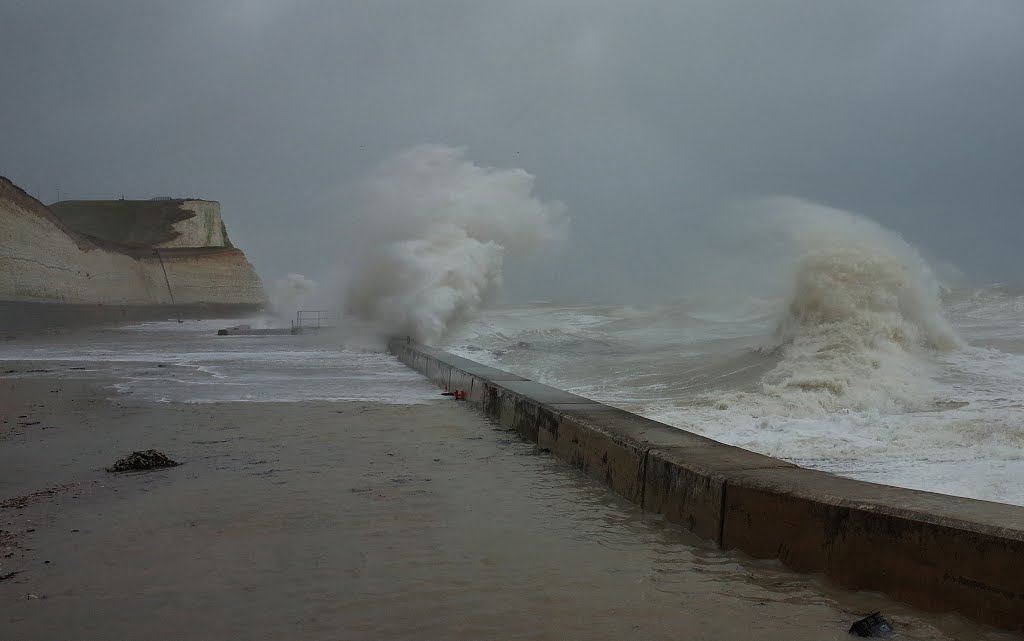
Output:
[{"left": 293, "top": 309, "right": 338, "bottom": 330}]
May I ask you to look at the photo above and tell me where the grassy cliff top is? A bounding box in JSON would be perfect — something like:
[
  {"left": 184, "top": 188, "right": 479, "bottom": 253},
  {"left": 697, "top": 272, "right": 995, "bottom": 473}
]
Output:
[{"left": 50, "top": 199, "right": 214, "bottom": 248}]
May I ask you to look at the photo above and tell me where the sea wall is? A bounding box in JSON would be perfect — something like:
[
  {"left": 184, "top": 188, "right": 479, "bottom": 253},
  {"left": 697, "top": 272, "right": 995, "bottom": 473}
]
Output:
[
  {"left": 389, "top": 338, "right": 1024, "bottom": 631},
  {"left": 0, "top": 177, "right": 265, "bottom": 309}
]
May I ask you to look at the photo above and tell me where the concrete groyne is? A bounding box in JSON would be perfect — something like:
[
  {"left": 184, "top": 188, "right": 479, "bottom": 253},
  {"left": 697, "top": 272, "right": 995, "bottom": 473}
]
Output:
[{"left": 389, "top": 338, "right": 1024, "bottom": 631}]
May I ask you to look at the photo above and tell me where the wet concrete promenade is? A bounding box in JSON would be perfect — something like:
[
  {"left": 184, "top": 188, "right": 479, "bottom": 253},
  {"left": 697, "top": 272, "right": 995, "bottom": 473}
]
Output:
[{"left": 0, "top": 375, "right": 1004, "bottom": 640}]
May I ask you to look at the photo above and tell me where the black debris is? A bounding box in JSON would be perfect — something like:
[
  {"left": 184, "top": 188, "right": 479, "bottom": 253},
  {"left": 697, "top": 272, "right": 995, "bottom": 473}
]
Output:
[
  {"left": 849, "top": 612, "right": 893, "bottom": 637},
  {"left": 107, "top": 449, "right": 180, "bottom": 473}
]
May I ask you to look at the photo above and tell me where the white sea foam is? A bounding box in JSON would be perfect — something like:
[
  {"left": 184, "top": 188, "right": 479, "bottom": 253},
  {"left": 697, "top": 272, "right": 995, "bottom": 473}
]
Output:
[
  {"left": 440, "top": 201, "right": 1024, "bottom": 506},
  {"left": 738, "top": 198, "right": 962, "bottom": 416}
]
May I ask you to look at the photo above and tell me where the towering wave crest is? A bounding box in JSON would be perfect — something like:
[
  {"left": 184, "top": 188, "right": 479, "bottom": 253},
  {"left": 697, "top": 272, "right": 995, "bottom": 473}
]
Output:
[
  {"left": 750, "top": 198, "right": 962, "bottom": 416},
  {"left": 343, "top": 145, "right": 567, "bottom": 343}
]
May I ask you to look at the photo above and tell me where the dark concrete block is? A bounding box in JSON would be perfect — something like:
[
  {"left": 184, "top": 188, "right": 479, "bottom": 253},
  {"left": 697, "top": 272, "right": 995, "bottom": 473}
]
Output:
[
  {"left": 538, "top": 406, "right": 647, "bottom": 504},
  {"left": 722, "top": 467, "right": 1024, "bottom": 630},
  {"left": 644, "top": 445, "right": 793, "bottom": 543}
]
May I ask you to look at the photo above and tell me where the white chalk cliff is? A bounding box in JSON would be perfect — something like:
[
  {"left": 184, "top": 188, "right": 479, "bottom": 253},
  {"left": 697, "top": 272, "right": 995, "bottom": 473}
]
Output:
[{"left": 0, "top": 177, "right": 266, "bottom": 307}]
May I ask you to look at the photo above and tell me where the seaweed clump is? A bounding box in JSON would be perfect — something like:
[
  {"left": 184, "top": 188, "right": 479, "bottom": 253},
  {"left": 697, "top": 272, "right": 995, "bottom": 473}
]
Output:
[{"left": 107, "top": 450, "right": 180, "bottom": 473}]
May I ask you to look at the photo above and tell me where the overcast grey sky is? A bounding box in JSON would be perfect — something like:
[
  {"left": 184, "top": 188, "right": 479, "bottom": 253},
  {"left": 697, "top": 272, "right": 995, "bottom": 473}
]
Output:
[{"left": 2, "top": 1, "right": 1023, "bottom": 300}]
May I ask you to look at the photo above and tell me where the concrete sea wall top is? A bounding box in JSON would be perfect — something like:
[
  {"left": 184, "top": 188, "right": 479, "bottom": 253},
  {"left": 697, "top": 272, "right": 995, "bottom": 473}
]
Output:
[{"left": 389, "top": 338, "right": 1024, "bottom": 631}]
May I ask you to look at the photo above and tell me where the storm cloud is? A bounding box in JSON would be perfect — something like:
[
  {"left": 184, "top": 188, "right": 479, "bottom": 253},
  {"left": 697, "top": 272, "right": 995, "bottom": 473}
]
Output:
[{"left": 2, "top": 1, "right": 1023, "bottom": 301}]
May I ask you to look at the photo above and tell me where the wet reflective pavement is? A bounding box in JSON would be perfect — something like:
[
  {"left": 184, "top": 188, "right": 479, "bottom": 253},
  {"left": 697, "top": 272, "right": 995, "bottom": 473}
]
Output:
[{"left": 0, "top": 376, "right": 1013, "bottom": 640}]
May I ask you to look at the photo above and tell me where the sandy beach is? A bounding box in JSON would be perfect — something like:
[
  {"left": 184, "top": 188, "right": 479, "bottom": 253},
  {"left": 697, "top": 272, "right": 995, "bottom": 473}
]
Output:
[{"left": 0, "top": 364, "right": 1012, "bottom": 640}]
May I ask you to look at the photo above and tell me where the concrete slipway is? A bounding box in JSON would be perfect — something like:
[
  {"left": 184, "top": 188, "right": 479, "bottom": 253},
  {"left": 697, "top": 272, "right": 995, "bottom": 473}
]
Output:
[{"left": 389, "top": 338, "right": 1024, "bottom": 631}]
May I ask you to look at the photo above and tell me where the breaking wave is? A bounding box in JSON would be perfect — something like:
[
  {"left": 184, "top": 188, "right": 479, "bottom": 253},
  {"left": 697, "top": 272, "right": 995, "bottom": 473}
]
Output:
[
  {"left": 342, "top": 145, "right": 567, "bottom": 343},
  {"left": 749, "top": 198, "right": 962, "bottom": 415}
]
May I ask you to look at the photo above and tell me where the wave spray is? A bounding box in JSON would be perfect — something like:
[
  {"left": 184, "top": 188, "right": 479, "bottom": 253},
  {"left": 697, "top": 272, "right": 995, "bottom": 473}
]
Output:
[
  {"left": 343, "top": 145, "right": 567, "bottom": 343},
  {"left": 755, "top": 198, "right": 961, "bottom": 415}
]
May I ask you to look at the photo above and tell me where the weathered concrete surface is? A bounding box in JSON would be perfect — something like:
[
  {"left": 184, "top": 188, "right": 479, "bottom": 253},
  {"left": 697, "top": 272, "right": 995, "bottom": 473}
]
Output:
[
  {"left": 388, "top": 338, "right": 1024, "bottom": 631},
  {"left": 537, "top": 404, "right": 648, "bottom": 503},
  {"left": 645, "top": 445, "right": 794, "bottom": 543},
  {"left": 0, "top": 177, "right": 266, "bottom": 308},
  {"left": 722, "top": 467, "right": 1024, "bottom": 630}
]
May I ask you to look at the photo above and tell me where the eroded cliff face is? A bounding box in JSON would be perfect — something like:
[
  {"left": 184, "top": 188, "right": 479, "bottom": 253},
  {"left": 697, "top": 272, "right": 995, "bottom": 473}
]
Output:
[
  {"left": 0, "top": 177, "right": 266, "bottom": 307},
  {"left": 157, "top": 247, "right": 266, "bottom": 305},
  {"left": 167, "top": 200, "right": 230, "bottom": 248}
]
